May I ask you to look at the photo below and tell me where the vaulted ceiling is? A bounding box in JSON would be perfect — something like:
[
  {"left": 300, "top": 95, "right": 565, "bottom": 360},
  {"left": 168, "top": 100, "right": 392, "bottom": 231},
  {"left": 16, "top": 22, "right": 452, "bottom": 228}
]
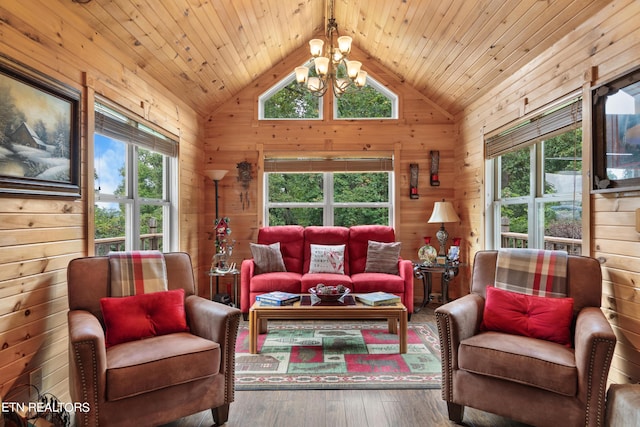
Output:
[{"left": 67, "top": 0, "right": 613, "bottom": 116}]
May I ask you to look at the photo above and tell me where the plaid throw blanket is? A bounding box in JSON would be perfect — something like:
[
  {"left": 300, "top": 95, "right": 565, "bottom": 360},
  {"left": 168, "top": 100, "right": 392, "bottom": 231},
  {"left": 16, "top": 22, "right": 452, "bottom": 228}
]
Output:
[
  {"left": 495, "top": 249, "right": 568, "bottom": 297},
  {"left": 109, "top": 250, "right": 168, "bottom": 296}
]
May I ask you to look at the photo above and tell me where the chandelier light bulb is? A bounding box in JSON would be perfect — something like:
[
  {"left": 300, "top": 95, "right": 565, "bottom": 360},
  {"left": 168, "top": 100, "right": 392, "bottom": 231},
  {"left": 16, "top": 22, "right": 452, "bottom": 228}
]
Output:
[
  {"left": 307, "top": 76, "right": 322, "bottom": 92},
  {"left": 295, "top": 66, "right": 309, "bottom": 84},
  {"left": 355, "top": 70, "right": 368, "bottom": 87},
  {"left": 309, "top": 39, "right": 324, "bottom": 57},
  {"left": 314, "top": 57, "right": 330, "bottom": 77},
  {"left": 338, "top": 36, "right": 352, "bottom": 54},
  {"left": 346, "top": 60, "right": 362, "bottom": 79}
]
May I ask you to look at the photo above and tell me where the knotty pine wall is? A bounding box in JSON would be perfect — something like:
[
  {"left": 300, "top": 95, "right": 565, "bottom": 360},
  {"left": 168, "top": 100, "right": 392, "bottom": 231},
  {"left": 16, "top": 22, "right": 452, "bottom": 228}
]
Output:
[
  {"left": 0, "top": 2, "right": 204, "bottom": 400},
  {"left": 456, "top": 0, "right": 640, "bottom": 384},
  {"left": 202, "top": 42, "right": 460, "bottom": 300}
]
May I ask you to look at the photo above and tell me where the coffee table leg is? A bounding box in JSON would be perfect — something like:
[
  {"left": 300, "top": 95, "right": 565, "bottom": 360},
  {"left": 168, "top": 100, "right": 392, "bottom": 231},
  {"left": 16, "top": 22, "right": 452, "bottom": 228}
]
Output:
[
  {"left": 388, "top": 318, "right": 398, "bottom": 334},
  {"left": 249, "top": 309, "right": 258, "bottom": 354},
  {"left": 399, "top": 309, "right": 408, "bottom": 354}
]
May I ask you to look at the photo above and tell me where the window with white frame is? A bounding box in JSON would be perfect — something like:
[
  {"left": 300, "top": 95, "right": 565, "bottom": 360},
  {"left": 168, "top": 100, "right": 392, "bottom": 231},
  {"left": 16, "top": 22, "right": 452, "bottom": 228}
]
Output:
[
  {"left": 486, "top": 98, "right": 583, "bottom": 254},
  {"left": 264, "top": 156, "right": 394, "bottom": 226},
  {"left": 93, "top": 101, "right": 178, "bottom": 254},
  {"left": 258, "top": 66, "right": 397, "bottom": 120}
]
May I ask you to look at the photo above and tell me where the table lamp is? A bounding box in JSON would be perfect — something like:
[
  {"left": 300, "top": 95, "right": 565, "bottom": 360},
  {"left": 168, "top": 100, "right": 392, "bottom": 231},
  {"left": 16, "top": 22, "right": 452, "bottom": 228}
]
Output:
[{"left": 428, "top": 200, "right": 460, "bottom": 256}]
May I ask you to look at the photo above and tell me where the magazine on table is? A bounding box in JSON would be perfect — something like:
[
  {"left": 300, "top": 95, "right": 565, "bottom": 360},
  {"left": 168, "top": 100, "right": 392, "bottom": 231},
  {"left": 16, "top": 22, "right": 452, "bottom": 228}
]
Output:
[
  {"left": 355, "top": 291, "right": 401, "bottom": 306},
  {"left": 255, "top": 291, "right": 300, "bottom": 306}
]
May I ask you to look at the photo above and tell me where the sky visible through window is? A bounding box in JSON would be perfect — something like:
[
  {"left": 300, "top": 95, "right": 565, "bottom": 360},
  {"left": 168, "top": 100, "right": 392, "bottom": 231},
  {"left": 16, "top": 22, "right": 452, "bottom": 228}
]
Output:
[{"left": 95, "top": 133, "right": 124, "bottom": 195}]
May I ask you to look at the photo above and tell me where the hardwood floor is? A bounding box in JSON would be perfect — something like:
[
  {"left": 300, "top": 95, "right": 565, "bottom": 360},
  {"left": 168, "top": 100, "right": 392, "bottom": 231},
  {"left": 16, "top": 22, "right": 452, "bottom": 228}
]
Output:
[{"left": 163, "top": 306, "right": 529, "bottom": 427}]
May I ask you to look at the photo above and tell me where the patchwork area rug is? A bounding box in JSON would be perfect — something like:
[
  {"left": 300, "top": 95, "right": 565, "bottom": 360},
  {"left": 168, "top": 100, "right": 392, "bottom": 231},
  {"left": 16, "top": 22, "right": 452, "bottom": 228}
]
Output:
[{"left": 234, "top": 321, "right": 441, "bottom": 390}]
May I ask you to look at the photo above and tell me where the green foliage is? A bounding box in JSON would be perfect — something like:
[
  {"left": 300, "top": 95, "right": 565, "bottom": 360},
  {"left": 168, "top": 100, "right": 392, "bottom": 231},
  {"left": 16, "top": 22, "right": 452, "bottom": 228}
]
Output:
[
  {"left": 337, "top": 86, "right": 392, "bottom": 118},
  {"left": 263, "top": 81, "right": 320, "bottom": 119}
]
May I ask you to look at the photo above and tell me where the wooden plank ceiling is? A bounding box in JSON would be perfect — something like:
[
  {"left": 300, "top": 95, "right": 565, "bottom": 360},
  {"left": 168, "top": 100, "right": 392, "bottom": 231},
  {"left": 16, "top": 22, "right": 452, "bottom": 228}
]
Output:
[{"left": 65, "top": 0, "right": 613, "bottom": 116}]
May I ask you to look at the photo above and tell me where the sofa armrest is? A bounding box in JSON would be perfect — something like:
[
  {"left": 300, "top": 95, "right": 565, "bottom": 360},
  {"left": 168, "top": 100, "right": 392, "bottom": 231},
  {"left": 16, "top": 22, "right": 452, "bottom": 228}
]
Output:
[
  {"left": 574, "top": 307, "right": 616, "bottom": 425},
  {"left": 240, "top": 259, "right": 255, "bottom": 313},
  {"left": 398, "top": 258, "right": 414, "bottom": 312},
  {"left": 68, "top": 310, "right": 107, "bottom": 424},
  {"left": 434, "top": 294, "right": 484, "bottom": 401}
]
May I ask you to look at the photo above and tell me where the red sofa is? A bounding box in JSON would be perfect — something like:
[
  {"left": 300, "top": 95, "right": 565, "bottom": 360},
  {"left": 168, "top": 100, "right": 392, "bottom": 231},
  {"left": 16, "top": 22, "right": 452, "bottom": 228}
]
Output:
[{"left": 240, "top": 225, "right": 414, "bottom": 317}]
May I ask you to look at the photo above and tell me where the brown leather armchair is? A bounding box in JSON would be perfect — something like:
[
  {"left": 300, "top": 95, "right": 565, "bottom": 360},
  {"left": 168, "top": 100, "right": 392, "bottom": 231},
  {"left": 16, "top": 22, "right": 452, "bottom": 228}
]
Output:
[
  {"left": 435, "top": 250, "right": 616, "bottom": 427},
  {"left": 67, "top": 252, "right": 241, "bottom": 426}
]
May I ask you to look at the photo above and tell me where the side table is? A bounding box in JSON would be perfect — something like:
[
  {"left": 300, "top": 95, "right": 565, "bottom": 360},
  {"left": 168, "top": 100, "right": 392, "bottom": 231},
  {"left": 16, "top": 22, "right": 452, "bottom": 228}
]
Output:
[
  {"left": 412, "top": 261, "right": 460, "bottom": 312},
  {"left": 207, "top": 269, "right": 240, "bottom": 307}
]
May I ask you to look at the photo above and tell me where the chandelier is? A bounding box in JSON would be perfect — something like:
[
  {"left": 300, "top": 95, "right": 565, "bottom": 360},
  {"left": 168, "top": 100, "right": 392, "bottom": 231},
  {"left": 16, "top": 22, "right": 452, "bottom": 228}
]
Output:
[{"left": 294, "top": 0, "right": 368, "bottom": 98}]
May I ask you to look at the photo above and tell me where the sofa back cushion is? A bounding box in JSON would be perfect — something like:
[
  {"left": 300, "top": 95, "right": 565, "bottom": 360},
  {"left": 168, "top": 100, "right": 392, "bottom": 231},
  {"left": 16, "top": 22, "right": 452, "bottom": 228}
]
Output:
[
  {"left": 257, "top": 225, "right": 305, "bottom": 274},
  {"left": 303, "top": 226, "right": 350, "bottom": 275},
  {"left": 349, "top": 225, "right": 396, "bottom": 274}
]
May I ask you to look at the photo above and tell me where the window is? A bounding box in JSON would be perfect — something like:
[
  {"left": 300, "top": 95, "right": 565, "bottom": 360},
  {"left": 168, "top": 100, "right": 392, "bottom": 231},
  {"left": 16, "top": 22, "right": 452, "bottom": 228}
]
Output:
[
  {"left": 258, "top": 66, "right": 397, "bottom": 120},
  {"left": 486, "top": 98, "right": 583, "bottom": 254},
  {"left": 93, "top": 101, "right": 178, "bottom": 255},
  {"left": 264, "top": 157, "right": 394, "bottom": 226},
  {"left": 592, "top": 67, "right": 640, "bottom": 191}
]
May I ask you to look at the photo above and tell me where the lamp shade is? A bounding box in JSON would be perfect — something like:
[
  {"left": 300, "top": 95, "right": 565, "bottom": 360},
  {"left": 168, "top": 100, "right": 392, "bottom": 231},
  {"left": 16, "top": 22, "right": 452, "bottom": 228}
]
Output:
[
  {"left": 205, "top": 170, "right": 228, "bottom": 181},
  {"left": 428, "top": 201, "right": 460, "bottom": 224}
]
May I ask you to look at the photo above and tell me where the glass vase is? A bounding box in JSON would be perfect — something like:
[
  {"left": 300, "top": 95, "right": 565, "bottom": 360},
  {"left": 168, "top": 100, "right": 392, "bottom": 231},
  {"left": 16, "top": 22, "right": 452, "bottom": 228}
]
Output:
[{"left": 418, "top": 236, "right": 437, "bottom": 265}]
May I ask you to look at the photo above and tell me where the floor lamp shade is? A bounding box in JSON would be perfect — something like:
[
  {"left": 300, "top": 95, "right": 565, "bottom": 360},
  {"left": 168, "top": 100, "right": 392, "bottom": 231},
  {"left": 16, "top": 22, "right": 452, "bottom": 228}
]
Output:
[
  {"left": 428, "top": 201, "right": 460, "bottom": 256},
  {"left": 205, "top": 170, "right": 228, "bottom": 218}
]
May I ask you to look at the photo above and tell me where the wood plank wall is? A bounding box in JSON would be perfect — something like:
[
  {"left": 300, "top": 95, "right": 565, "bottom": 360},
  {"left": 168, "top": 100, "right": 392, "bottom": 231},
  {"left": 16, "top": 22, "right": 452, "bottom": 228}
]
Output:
[
  {"left": 202, "top": 42, "right": 459, "bottom": 300},
  {"left": 456, "top": 0, "right": 640, "bottom": 384},
  {"left": 0, "top": 2, "right": 203, "bottom": 401}
]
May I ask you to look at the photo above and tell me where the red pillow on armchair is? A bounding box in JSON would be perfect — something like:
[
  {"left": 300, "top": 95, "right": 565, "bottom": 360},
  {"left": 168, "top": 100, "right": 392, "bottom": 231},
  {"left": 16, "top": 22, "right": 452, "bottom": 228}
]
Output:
[
  {"left": 100, "top": 288, "right": 190, "bottom": 347},
  {"left": 481, "top": 286, "right": 574, "bottom": 346}
]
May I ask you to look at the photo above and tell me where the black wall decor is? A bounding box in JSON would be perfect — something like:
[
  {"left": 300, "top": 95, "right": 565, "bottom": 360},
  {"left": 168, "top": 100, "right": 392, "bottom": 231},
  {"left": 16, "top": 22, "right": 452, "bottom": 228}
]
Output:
[
  {"left": 430, "top": 150, "right": 440, "bottom": 186},
  {"left": 410, "top": 163, "right": 419, "bottom": 199}
]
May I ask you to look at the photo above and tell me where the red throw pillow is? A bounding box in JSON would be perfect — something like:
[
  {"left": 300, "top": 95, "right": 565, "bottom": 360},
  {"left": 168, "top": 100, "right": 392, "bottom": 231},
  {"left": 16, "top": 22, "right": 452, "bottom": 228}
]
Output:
[
  {"left": 481, "top": 286, "right": 574, "bottom": 346},
  {"left": 100, "top": 289, "right": 190, "bottom": 347}
]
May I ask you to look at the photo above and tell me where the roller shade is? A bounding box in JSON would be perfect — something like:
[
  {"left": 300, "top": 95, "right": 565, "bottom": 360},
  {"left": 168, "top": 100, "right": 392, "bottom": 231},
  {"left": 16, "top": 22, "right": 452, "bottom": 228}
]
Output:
[
  {"left": 264, "top": 155, "right": 394, "bottom": 172},
  {"left": 95, "top": 102, "right": 178, "bottom": 157},
  {"left": 486, "top": 98, "right": 582, "bottom": 159}
]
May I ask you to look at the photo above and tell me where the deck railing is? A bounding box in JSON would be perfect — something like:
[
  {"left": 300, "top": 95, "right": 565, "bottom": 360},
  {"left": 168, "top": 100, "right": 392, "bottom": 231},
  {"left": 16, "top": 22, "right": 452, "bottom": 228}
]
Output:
[
  {"left": 500, "top": 232, "right": 582, "bottom": 255},
  {"left": 94, "top": 234, "right": 162, "bottom": 255}
]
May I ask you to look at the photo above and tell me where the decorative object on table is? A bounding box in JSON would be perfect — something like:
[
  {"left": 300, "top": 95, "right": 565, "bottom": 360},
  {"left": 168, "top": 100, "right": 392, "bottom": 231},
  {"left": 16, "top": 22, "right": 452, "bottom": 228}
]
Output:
[
  {"left": 309, "top": 284, "right": 350, "bottom": 302},
  {"left": 0, "top": 55, "right": 81, "bottom": 198},
  {"left": 410, "top": 163, "right": 419, "bottom": 199},
  {"left": 237, "top": 161, "right": 253, "bottom": 210},
  {"left": 355, "top": 291, "right": 401, "bottom": 306},
  {"left": 255, "top": 291, "right": 301, "bottom": 306},
  {"left": 234, "top": 321, "right": 440, "bottom": 391},
  {"left": 211, "top": 217, "right": 235, "bottom": 273},
  {"left": 447, "top": 245, "right": 460, "bottom": 263},
  {"left": 430, "top": 150, "right": 440, "bottom": 186},
  {"left": 418, "top": 236, "right": 438, "bottom": 265},
  {"left": 428, "top": 199, "right": 460, "bottom": 256}
]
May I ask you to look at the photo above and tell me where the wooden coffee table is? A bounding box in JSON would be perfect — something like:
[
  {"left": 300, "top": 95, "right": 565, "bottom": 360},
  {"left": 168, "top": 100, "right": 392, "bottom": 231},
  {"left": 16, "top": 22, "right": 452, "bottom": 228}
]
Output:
[{"left": 248, "top": 295, "right": 408, "bottom": 354}]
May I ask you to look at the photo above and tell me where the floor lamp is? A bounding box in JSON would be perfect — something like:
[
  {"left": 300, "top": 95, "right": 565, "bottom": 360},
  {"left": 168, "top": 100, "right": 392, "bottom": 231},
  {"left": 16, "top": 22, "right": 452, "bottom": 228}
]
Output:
[{"left": 205, "top": 170, "right": 228, "bottom": 300}]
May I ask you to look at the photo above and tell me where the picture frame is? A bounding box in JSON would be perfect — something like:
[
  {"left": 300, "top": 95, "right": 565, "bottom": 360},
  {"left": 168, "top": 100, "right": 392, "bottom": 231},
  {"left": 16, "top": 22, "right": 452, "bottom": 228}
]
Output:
[{"left": 0, "top": 54, "right": 80, "bottom": 198}]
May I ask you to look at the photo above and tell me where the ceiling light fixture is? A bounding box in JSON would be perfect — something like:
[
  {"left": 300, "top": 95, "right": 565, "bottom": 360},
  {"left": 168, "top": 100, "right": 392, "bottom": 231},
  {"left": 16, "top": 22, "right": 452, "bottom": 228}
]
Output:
[{"left": 294, "top": 0, "right": 367, "bottom": 98}]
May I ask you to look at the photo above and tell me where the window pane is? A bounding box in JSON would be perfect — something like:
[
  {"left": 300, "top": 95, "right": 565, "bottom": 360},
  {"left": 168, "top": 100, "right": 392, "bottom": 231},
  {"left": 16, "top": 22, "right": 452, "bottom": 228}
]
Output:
[
  {"left": 94, "top": 201, "right": 126, "bottom": 255},
  {"left": 542, "top": 201, "right": 582, "bottom": 254},
  {"left": 604, "top": 81, "right": 640, "bottom": 181},
  {"left": 268, "top": 173, "right": 323, "bottom": 202},
  {"left": 268, "top": 208, "right": 322, "bottom": 226},
  {"left": 500, "top": 203, "right": 528, "bottom": 248},
  {"left": 140, "top": 204, "right": 163, "bottom": 251},
  {"left": 500, "top": 148, "right": 530, "bottom": 198},
  {"left": 263, "top": 80, "right": 320, "bottom": 119},
  {"left": 336, "top": 86, "right": 392, "bottom": 118},
  {"left": 95, "top": 134, "right": 126, "bottom": 196},
  {"left": 543, "top": 130, "right": 582, "bottom": 195},
  {"left": 334, "top": 172, "right": 388, "bottom": 202},
  {"left": 335, "top": 208, "right": 388, "bottom": 227},
  {"left": 137, "top": 148, "right": 164, "bottom": 199}
]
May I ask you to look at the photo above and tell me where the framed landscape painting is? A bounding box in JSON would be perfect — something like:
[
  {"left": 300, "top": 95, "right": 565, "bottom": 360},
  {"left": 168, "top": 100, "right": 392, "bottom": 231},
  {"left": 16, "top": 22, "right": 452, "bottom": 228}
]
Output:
[{"left": 0, "top": 55, "right": 80, "bottom": 197}]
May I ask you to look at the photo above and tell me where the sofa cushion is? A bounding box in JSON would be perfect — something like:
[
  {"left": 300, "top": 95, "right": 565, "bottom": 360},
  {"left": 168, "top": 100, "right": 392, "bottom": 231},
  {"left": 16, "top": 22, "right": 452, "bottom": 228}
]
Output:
[
  {"left": 100, "top": 289, "right": 190, "bottom": 348},
  {"left": 249, "top": 271, "right": 303, "bottom": 293},
  {"left": 258, "top": 225, "right": 304, "bottom": 274},
  {"left": 303, "top": 226, "right": 350, "bottom": 274},
  {"left": 459, "top": 331, "right": 577, "bottom": 396},
  {"left": 348, "top": 225, "right": 396, "bottom": 274},
  {"left": 250, "top": 242, "right": 286, "bottom": 274},
  {"left": 481, "top": 286, "right": 574, "bottom": 346},
  {"left": 351, "top": 272, "right": 406, "bottom": 294},
  {"left": 106, "top": 332, "right": 219, "bottom": 401},
  {"left": 365, "top": 240, "right": 401, "bottom": 275},
  {"left": 309, "top": 244, "right": 346, "bottom": 274}
]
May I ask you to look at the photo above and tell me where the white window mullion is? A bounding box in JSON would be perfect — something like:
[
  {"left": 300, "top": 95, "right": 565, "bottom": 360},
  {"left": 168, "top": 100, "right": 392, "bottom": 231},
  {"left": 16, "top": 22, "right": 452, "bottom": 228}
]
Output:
[{"left": 324, "top": 173, "right": 333, "bottom": 226}]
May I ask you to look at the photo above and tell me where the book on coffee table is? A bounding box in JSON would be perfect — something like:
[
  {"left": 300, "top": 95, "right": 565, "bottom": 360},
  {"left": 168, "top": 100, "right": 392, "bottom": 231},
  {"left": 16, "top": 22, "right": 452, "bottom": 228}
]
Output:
[
  {"left": 255, "top": 291, "right": 300, "bottom": 306},
  {"left": 355, "top": 292, "right": 401, "bottom": 306}
]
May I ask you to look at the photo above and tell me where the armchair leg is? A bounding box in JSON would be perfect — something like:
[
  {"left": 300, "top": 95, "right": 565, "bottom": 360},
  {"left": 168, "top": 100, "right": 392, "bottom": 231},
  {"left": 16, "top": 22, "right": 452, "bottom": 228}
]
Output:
[
  {"left": 211, "top": 404, "right": 230, "bottom": 425},
  {"left": 447, "top": 402, "right": 465, "bottom": 424}
]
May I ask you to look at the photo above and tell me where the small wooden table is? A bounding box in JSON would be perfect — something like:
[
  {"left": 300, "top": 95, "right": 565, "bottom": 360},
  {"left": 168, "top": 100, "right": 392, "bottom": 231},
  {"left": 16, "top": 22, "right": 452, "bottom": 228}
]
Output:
[{"left": 248, "top": 295, "right": 408, "bottom": 354}]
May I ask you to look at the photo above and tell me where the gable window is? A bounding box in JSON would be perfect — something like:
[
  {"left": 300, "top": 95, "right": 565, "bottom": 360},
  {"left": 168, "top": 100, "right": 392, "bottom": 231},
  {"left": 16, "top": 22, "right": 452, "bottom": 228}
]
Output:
[
  {"left": 592, "top": 67, "right": 640, "bottom": 191},
  {"left": 93, "top": 101, "right": 178, "bottom": 255},
  {"left": 258, "top": 66, "right": 397, "bottom": 120},
  {"left": 264, "top": 156, "right": 394, "bottom": 226},
  {"left": 486, "top": 98, "right": 583, "bottom": 254}
]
